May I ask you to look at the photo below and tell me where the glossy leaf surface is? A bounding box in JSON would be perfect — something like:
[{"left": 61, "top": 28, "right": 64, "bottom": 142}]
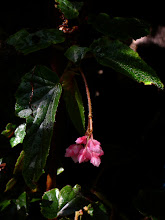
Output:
[
  {"left": 15, "top": 65, "right": 62, "bottom": 188},
  {"left": 10, "top": 123, "right": 26, "bottom": 147},
  {"left": 91, "top": 37, "right": 164, "bottom": 89},
  {"left": 41, "top": 184, "right": 86, "bottom": 218},
  {"left": 64, "top": 45, "right": 90, "bottom": 63},
  {"left": 56, "top": 0, "right": 83, "bottom": 19},
  {"left": 13, "top": 192, "right": 27, "bottom": 211},
  {"left": 7, "top": 29, "right": 65, "bottom": 55}
]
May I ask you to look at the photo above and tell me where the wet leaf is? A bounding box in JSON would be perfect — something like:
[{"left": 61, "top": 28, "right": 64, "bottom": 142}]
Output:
[
  {"left": 56, "top": 0, "right": 83, "bottom": 19},
  {"left": 7, "top": 29, "right": 65, "bottom": 55},
  {"left": 41, "top": 184, "right": 87, "bottom": 218},
  {"left": 41, "top": 188, "right": 60, "bottom": 219},
  {"left": 91, "top": 37, "right": 164, "bottom": 89},
  {"left": 15, "top": 65, "right": 62, "bottom": 188}
]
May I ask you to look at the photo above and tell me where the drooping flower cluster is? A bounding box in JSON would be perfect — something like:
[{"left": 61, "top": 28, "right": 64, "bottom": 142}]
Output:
[{"left": 65, "top": 136, "right": 104, "bottom": 167}]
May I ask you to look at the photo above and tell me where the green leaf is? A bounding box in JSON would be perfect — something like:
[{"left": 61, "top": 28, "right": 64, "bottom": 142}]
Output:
[
  {"left": 10, "top": 123, "right": 26, "bottom": 147},
  {"left": 1, "top": 123, "right": 16, "bottom": 138},
  {"left": 15, "top": 65, "right": 62, "bottom": 188},
  {"left": 13, "top": 150, "right": 24, "bottom": 174},
  {"left": 41, "top": 184, "right": 87, "bottom": 219},
  {"left": 41, "top": 188, "right": 60, "bottom": 219},
  {"left": 64, "top": 45, "right": 90, "bottom": 63},
  {"left": 91, "top": 37, "right": 164, "bottom": 89},
  {"left": 57, "top": 167, "right": 64, "bottom": 175},
  {"left": 0, "top": 200, "right": 11, "bottom": 211},
  {"left": 85, "top": 202, "right": 109, "bottom": 220},
  {"left": 56, "top": 0, "right": 83, "bottom": 19},
  {"left": 7, "top": 29, "right": 65, "bottom": 55},
  {"left": 62, "top": 71, "right": 85, "bottom": 135},
  {"left": 5, "top": 178, "right": 17, "bottom": 192},
  {"left": 89, "top": 13, "right": 150, "bottom": 40},
  {"left": 13, "top": 192, "right": 27, "bottom": 211}
]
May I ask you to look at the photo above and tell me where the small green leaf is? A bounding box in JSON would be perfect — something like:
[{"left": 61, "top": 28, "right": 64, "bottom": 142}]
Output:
[
  {"left": 13, "top": 150, "right": 24, "bottom": 174},
  {"left": 85, "top": 202, "right": 109, "bottom": 220},
  {"left": 41, "top": 184, "right": 86, "bottom": 219},
  {"left": 56, "top": 0, "right": 83, "bottom": 19},
  {"left": 57, "top": 167, "right": 64, "bottom": 175},
  {"left": 7, "top": 29, "right": 65, "bottom": 55},
  {"left": 0, "top": 200, "right": 11, "bottom": 211},
  {"left": 91, "top": 37, "right": 164, "bottom": 89},
  {"left": 15, "top": 65, "right": 62, "bottom": 188},
  {"left": 10, "top": 123, "right": 26, "bottom": 147},
  {"left": 62, "top": 71, "right": 85, "bottom": 134},
  {"left": 1, "top": 123, "right": 16, "bottom": 138},
  {"left": 65, "top": 45, "right": 90, "bottom": 63},
  {"left": 5, "top": 178, "right": 17, "bottom": 192},
  {"left": 89, "top": 13, "right": 150, "bottom": 40},
  {"left": 13, "top": 192, "right": 27, "bottom": 211}
]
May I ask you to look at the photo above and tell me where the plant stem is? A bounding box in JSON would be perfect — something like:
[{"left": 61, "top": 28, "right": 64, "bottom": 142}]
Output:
[
  {"left": 79, "top": 68, "right": 93, "bottom": 135},
  {"left": 74, "top": 210, "right": 83, "bottom": 220}
]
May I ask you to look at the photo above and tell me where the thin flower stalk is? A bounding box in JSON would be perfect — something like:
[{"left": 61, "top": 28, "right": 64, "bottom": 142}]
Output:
[{"left": 65, "top": 68, "right": 104, "bottom": 167}]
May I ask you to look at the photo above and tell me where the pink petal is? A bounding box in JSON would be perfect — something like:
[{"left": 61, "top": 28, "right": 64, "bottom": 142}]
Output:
[
  {"left": 91, "top": 139, "right": 101, "bottom": 146},
  {"left": 78, "top": 148, "right": 91, "bottom": 163},
  {"left": 65, "top": 144, "right": 83, "bottom": 163},
  {"left": 90, "top": 156, "right": 101, "bottom": 167},
  {"left": 75, "top": 136, "right": 87, "bottom": 144},
  {"left": 65, "top": 145, "right": 75, "bottom": 157},
  {"left": 88, "top": 139, "right": 104, "bottom": 155}
]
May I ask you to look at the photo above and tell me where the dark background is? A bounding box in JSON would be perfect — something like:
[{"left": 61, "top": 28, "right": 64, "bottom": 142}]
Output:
[{"left": 1, "top": 1, "right": 165, "bottom": 219}]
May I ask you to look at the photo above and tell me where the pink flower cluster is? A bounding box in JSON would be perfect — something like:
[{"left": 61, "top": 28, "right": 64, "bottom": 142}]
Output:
[{"left": 65, "top": 136, "right": 104, "bottom": 167}]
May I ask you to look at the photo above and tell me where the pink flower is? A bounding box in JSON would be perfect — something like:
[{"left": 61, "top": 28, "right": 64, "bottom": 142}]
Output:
[
  {"left": 65, "top": 136, "right": 104, "bottom": 167},
  {"left": 65, "top": 144, "right": 83, "bottom": 163},
  {"left": 75, "top": 136, "right": 87, "bottom": 144},
  {"left": 90, "top": 153, "right": 101, "bottom": 167},
  {"left": 78, "top": 147, "right": 91, "bottom": 163},
  {"left": 87, "top": 139, "right": 104, "bottom": 156}
]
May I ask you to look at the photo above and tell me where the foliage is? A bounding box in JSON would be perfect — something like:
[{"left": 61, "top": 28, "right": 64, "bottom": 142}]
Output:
[
  {"left": 7, "top": 29, "right": 65, "bottom": 55},
  {"left": 0, "top": 0, "right": 165, "bottom": 219}
]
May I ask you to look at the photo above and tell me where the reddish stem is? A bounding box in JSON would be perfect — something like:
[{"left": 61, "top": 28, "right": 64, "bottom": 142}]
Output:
[{"left": 79, "top": 68, "right": 93, "bottom": 135}]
